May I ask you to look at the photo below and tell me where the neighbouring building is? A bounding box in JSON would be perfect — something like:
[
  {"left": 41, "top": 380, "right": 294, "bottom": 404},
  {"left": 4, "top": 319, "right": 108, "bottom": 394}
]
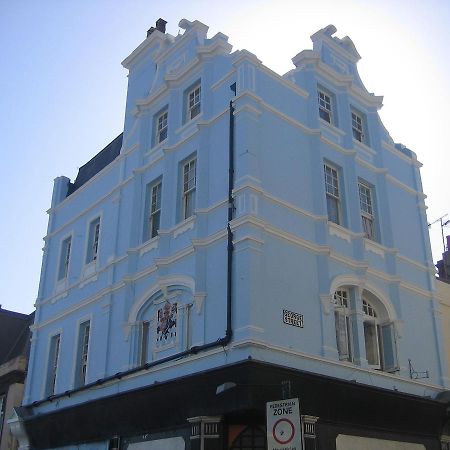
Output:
[
  {"left": 10, "top": 19, "right": 450, "bottom": 450},
  {"left": 0, "top": 307, "right": 33, "bottom": 450},
  {"left": 436, "top": 238, "right": 450, "bottom": 408}
]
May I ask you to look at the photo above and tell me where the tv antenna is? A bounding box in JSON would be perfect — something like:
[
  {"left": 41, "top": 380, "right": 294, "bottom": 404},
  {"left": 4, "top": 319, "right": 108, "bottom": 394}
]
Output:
[{"left": 428, "top": 214, "right": 450, "bottom": 253}]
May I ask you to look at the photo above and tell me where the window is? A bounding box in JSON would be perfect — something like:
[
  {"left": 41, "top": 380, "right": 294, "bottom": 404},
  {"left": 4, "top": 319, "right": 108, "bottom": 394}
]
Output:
[
  {"left": 324, "top": 164, "right": 341, "bottom": 225},
  {"left": 140, "top": 321, "right": 150, "bottom": 365},
  {"left": 187, "top": 84, "right": 201, "bottom": 121},
  {"left": 359, "top": 182, "right": 375, "bottom": 240},
  {"left": 144, "top": 180, "right": 162, "bottom": 241},
  {"left": 156, "top": 110, "right": 168, "bottom": 144},
  {"left": 0, "top": 394, "right": 5, "bottom": 439},
  {"left": 45, "top": 334, "right": 61, "bottom": 396},
  {"left": 333, "top": 290, "right": 399, "bottom": 372},
  {"left": 182, "top": 158, "right": 196, "bottom": 219},
  {"left": 351, "top": 110, "right": 365, "bottom": 143},
  {"left": 86, "top": 217, "right": 100, "bottom": 264},
  {"left": 318, "top": 89, "right": 333, "bottom": 124},
  {"left": 57, "top": 236, "right": 71, "bottom": 281},
  {"left": 362, "top": 299, "right": 398, "bottom": 371},
  {"left": 334, "top": 290, "right": 353, "bottom": 362},
  {"left": 75, "top": 321, "right": 90, "bottom": 387}
]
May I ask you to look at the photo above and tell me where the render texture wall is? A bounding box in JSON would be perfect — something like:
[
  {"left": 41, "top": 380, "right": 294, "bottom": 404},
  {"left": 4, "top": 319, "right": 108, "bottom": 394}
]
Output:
[{"left": 24, "top": 19, "right": 448, "bottom": 421}]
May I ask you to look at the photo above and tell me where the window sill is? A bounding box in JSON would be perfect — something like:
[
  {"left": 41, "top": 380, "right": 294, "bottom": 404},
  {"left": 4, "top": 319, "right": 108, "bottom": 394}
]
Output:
[
  {"left": 319, "top": 118, "right": 345, "bottom": 136},
  {"left": 176, "top": 113, "right": 203, "bottom": 136},
  {"left": 353, "top": 138, "right": 375, "bottom": 156},
  {"left": 140, "top": 236, "right": 159, "bottom": 256},
  {"left": 166, "top": 215, "right": 196, "bottom": 239},
  {"left": 82, "top": 260, "right": 97, "bottom": 278}
]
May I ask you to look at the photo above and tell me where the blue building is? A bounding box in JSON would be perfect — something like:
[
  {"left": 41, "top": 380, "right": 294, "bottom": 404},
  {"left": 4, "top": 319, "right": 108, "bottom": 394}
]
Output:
[{"left": 10, "top": 19, "right": 450, "bottom": 450}]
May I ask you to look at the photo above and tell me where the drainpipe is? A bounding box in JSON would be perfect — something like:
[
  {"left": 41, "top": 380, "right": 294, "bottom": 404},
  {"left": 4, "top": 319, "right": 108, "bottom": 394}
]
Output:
[{"left": 27, "top": 83, "right": 237, "bottom": 408}]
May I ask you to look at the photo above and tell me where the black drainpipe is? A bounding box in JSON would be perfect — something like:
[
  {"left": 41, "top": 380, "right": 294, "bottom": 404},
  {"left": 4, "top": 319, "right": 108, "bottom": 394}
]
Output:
[{"left": 28, "top": 83, "right": 237, "bottom": 408}]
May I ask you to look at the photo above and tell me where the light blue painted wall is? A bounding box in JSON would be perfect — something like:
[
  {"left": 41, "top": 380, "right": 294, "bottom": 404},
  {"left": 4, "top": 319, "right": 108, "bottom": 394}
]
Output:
[{"left": 25, "top": 20, "right": 448, "bottom": 425}]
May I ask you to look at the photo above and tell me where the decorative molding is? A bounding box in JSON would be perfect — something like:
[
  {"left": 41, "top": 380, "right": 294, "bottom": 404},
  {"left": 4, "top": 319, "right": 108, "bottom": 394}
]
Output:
[
  {"left": 320, "top": 294, "right": 333, "bottom": 315},
  {"left": 194, "top": 292, "right": 206, "bottom": 314},
  {"left": 364, "top": 239, "right": 385, "bottom": 257},
  {"left": 173, "top": 216, "right": 196, "bottom": 238},
  {"left": 140, "top": 238, "right": 159, "bottom": 256},
  {"left": 328, "top": 223, "right": 352, "bottom": 242}
]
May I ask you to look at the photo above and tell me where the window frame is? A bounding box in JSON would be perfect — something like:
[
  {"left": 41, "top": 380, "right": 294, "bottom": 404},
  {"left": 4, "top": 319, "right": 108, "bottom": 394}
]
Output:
[
  {"left": 57, "top": 235, "right": 72, "bottom": 281},
  {"left": 182, "top": 157, "right": 197, "bottom": 220},
  {"left": 155, "top": 109, "right": 168, "bottom": 144},
  {"left": 358, "top": 181, "right": 376, "bottom": 240},
  {"left": 351, "top": 108, "right": 368, "bottom": 144},
  {"left": 317, "top": 88, "right": 334, "bottom": 124},
  {"left": 333, "top": 289, "right": 353, "bottom": 362},
  {"left": 0, "top": 393, "right": 5, "bottom": 440},
  {"left": 324, "top": 163, "right": 342, "bottom": 225},
  {"left": 74, "top": 320, "right": 91, "bottom": 388},
  {"left": 143, "top": 179, "right": 162, "bottom": 241},
  {"left": 85, "top": 217, "right": 101, "bottom": 265},
  {"left": 185, "top": 82, "right": 201, "bottom": 122},
  {"left": 45, "top": 333, "right": 61, "bottom": 396}
]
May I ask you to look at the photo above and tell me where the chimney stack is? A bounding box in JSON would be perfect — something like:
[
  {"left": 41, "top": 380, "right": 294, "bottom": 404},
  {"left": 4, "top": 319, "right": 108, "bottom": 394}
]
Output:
[{"left": 147, "top": 18, "right": 167, "bottom": 37}]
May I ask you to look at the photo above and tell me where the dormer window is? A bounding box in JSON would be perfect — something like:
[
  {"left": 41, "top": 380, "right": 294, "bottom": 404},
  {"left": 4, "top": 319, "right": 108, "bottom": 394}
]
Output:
[{"left": 318, "top": 90, "right": 333, "bottom": 124}]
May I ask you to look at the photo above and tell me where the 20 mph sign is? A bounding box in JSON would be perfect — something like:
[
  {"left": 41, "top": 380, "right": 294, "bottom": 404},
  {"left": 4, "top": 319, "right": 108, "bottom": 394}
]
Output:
[{"left": 266, "top": 398, "right": 302, "bottom": 450}]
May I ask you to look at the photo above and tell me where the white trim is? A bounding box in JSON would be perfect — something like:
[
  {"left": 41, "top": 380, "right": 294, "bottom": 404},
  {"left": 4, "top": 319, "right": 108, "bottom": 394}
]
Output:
[
  {"left": 386, "top": 174, "right": 427, "bottom": 198},
  {"left": 382, "top": 141, "right": 422, "bottom": 167},
  {"left": 71, "top": 314, "right": 93, "bottom": 388},
  {"left": 128, "top": 275, "right": 195, "bottom": 324}
]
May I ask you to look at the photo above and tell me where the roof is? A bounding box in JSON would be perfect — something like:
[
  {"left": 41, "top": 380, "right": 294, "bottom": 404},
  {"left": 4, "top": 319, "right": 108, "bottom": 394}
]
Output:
[
  {"left": 67, "top": 133, "right": 123, "bottom": 196},
  {"left": 0, "top": 307, "right": 34, "bottom": 365}
]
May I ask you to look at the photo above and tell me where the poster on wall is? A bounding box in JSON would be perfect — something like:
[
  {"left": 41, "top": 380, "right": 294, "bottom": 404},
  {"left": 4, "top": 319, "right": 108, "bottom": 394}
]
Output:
[{"left": 266, "top": 398, "right": 302, "bottom": 450}]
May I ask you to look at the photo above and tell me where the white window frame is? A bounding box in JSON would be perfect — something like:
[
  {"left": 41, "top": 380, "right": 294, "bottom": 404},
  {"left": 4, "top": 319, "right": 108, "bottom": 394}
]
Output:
[
  {"left": 45, "top": 333, "right": 61, "bottom": 396},
  {"left": 334, "top": 289, "right": 353, "bottom": 362},
  {"left": 144, "top": 180, "right": 162, "bottom": 241},
  {"left": 57, "top": 235, "right": 72, "bottom": 281},
  {"left": 187, "top": 84, "right": 201, "bottom": 121},
  {"left": 75, "top": 320, "right": 91, "bottom": 387},
  {"left": 324, "top": 163, "right": 341, "bottom": 225},
  {"left": 156, "top": 110, "right": 168, "bottom": 144},
  {"left": 140, "top": 320, "right": 150, "bottom": 365},
  {"left": 351, "top": 110, "right": 365, "bottom": 143},
  {"left": 85, "top": 217, "right": 101, "bottom": 264},
  {"left": 358, "top": 181, "right": 375, "bottom": 240},
  {"left": 182, "top": 157, "right": 196, "bottom": 220},
  {"left": 318, "top": 89, "right": 333, "bottom": 124},
  {"left": 362, "top": 299, "right": 381, "bottom": 369}
]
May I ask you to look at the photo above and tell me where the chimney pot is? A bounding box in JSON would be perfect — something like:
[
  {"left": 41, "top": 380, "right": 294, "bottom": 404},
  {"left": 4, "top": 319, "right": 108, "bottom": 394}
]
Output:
[
  {"left": 156, "top": 18, "right": 167, "bottom": 33},
  {"left": 146, "top": 26, "right": 155, "bottom": 38}
]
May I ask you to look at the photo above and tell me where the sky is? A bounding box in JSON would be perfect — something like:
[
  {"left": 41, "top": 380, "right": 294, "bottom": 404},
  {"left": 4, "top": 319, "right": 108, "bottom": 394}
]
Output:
[{"left": 1, "top": 0, "right": 449, "bottom": 314}]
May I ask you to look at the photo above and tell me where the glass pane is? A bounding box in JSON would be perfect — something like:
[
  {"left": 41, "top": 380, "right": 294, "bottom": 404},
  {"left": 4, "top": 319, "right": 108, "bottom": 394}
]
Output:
[
  {"left": 364, "top": 321, "right": 380, "bottom": 366},
  {"left": 327, "top": 195, "right": 340, "bottom": 224}
]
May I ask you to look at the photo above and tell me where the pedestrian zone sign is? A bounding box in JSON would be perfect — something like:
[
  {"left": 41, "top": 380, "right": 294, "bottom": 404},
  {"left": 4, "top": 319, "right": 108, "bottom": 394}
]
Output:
[{"left": 266, "top": 398, "right": 302, "bottom": 450}]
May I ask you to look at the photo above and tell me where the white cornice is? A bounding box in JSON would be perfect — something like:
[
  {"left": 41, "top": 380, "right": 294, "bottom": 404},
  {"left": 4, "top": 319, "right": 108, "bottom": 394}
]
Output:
[
  {"left": 382, "top": 141, "right": 422, "bottom": 167},
  {"left": 291, "top": 51, "right": 382, "bottom": 109},
  {"left": 233, "top": 340, "right": 444, "bottom": 391},
  {"left": 122, "top": 31, "right": 173, "bottom": 69}
]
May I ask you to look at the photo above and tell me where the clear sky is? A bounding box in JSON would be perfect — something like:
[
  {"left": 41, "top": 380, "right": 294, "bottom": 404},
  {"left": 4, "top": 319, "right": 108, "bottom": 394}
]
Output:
[{"left": 1, "top": 0, "right": 449, "bottom": 314}]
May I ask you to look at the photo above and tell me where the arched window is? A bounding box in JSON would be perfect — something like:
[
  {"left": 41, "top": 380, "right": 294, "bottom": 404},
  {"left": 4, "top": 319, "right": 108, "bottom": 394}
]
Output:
[
  {"left": 230, "top": 426, "right": 266, "bottom": 450},
  {"left": 333, "top": 288, "right": 399, "bottom": 372},
  {"left": 334, "top": 289, "right": 353, "bottom": 362},
  {"left": 135, "top": 286, "right": 193, "bottom": 365}
]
